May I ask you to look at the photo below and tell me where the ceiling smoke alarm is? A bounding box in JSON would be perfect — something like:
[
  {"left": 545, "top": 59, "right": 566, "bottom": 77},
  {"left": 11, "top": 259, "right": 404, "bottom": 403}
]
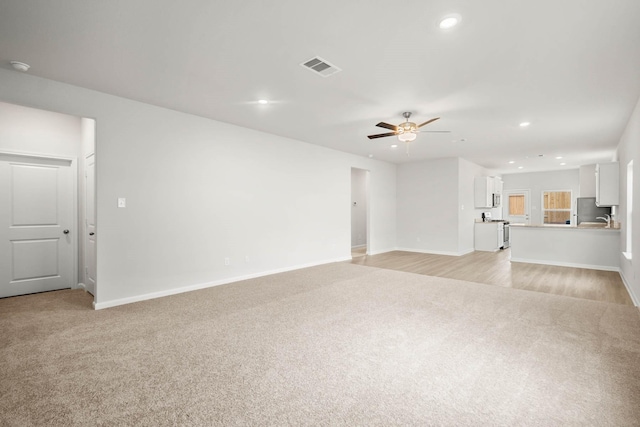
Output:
[{"left": 10, "top": 61, "right": 30, "bottom": 72}]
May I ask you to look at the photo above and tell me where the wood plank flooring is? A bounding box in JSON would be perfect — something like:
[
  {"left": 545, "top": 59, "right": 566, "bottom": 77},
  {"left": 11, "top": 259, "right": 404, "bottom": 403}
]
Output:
[{"left": 349, "top": 249, "right": 633, "bottom": 306}]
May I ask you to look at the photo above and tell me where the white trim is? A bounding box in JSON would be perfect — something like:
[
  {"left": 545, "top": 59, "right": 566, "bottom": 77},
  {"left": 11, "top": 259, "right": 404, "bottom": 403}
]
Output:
[
  {"left": 93, "top": 256, "right": 352, "bottom": 310},
  {"left": 623, "top": 251, "right": 632, "bottom": 261},
  {"left": 0, "top": 149, "right": 76, "bottom": 163},
  {"left": 351, "top": 244, "right": 366, "bottom": 250},
  {"left": 396, "top": 247, "right": 474, "bottom": 257},
  {"left": 620, "top": 269, "right": 639, "bottom": 306},
  {"left": 541, "top": 189, "right": 573, "bottom": 225},
  {"left": 367, "top": 247, "right": 396, "bottom": 256},
  {"left": 510, "top": 257, "right": 620, "bottom": 272},
  {"left": 77, "top": 282, "right": 87, "bottom": 292}
]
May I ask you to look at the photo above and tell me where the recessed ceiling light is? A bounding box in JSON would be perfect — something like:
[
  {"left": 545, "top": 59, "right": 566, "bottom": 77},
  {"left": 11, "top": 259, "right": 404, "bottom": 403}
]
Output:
[
  {"left": 368, "top": 154, "right": 374, "bottom": 158},
  {"left": 391, "top": 144, "right": 398, "bottom": 148},
  {"left": 555, "top": 156, "right": 563, "bottom": 160},
  {"left": 258, "top": 99, "right": 269, "bottom": 105},
  {"left": 508, "top": 160, "right": 515, "bottom": 164},
  {"left": 560, "top": 162, "right": 567, "bottom": 166},
  {"left": 518, "top": 166, "right": 524, "bottom": 169},
  {"left": 439, "top": 14, "right": 461, "bottom": 29},
  {"left": 10, "top": 61, "right": 30, "bottom": 72},
  {"left": 519, "top": 122, "right": 531, "bottom": 127}
]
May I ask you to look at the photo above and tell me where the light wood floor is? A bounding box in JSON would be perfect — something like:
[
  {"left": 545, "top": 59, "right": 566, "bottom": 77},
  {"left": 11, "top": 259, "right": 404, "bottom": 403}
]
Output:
[
  {"left": 351, "top": 247, "right": 367, "bottom": 258},
  {"left": 349, "top": 249, "right": 633, "bottom": 306}
]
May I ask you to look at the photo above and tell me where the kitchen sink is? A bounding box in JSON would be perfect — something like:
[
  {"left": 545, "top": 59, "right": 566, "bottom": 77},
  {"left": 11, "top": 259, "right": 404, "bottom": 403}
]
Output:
[{"left": 577, "top": 222, "right": 608, "bottom": 228}]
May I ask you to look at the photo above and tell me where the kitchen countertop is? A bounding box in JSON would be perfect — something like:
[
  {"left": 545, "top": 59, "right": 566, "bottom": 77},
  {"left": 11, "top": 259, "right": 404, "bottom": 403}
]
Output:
[{"left": 510, "top": 223, "right": 620, "bottom": 231}]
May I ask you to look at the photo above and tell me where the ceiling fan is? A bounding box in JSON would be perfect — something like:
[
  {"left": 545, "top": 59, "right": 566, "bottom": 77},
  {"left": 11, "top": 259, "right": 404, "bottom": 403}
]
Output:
[{"left": 367, "top": 112, "right": 450, "bottom": 142}]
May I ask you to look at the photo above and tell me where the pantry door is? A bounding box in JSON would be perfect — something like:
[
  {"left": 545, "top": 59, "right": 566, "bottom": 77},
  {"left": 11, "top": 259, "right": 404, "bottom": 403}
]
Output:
[
  {"left": 505, "top": 190, "right": 531, "bottom": 225},
  {"left": 0, "top": 153, "right": 75, "bottom": 298}
]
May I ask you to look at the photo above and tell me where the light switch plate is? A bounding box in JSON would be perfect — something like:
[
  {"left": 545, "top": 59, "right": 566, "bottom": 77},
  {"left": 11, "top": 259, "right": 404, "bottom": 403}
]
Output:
[{"left": 117, "top": 198, "right": 126, "bottom": 208}]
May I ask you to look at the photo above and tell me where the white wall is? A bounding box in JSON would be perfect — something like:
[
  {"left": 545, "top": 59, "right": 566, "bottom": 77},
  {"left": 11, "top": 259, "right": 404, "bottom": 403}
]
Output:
[
  {"left": 397, "top": 157, "right": 488, "bottom": 256},
  {"left": 616, "top": 95, "right": 640, "bottom": 305},
  {"left": 579, "top": 164, "right": 597, "bottom": 197},
  {"left": 0, "top": 69, "right": 397, "bottom": 308},
  {"left": 501, "top": 169, "right": 580, "bottom": 225},
  {"left": 396, "top": 158, "right": 459, "bottom": 254},
  {"left": 350, "top": 168, "right": 368, "bottom": 248},
  {"left": 0, "top": 101, "right": 81, "bottom": 157}
]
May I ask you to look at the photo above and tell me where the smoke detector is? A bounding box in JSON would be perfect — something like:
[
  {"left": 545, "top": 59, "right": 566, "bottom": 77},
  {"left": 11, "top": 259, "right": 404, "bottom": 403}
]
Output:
[{"left": 10, "top": 61, "right": 30, "bottom": 72}]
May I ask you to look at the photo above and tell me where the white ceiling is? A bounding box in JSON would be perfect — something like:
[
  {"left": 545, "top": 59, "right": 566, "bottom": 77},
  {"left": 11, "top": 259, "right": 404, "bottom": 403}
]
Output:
[{"left": 1, "top": 0, "right": 640, "bottom": 174}]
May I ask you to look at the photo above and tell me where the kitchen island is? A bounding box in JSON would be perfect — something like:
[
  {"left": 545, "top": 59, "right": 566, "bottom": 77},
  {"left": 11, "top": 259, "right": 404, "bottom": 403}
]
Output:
[{"left": 510, "top": 224, "right": 620, "bottom": 271}]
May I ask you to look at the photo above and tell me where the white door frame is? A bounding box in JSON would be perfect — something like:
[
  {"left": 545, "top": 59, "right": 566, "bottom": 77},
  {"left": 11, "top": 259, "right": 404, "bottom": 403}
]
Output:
[
  {"left": 83, "top": 152, "right": 97, "bottom": 296},
  {"left": 350, "top": 167, "right": 370, "bottom": 256},
  {"left": 0, "top": 150, "right": 79, "bottom": 291},
  {"left": 503, "top": 189, "right": 531, "bottom": 225}
]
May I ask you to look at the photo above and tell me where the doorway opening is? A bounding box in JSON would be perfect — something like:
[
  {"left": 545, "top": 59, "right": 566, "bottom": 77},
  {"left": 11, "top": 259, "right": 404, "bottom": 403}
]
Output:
[
  {"left": 0, "top": 101, "right": 97, "bottom": 302},
  {"left": 351, "top": 168, "right": 370, "bottom": 258}
]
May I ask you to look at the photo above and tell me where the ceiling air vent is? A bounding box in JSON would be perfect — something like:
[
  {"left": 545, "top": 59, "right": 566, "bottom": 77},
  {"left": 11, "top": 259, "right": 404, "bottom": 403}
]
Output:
[{"left": 300, "top": 56, "right": 342, "bottom": 77}]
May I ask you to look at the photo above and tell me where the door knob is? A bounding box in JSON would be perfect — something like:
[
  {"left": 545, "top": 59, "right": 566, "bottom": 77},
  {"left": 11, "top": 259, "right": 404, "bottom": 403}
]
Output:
[
  {"left": 89, "top": 232, "right": 95, "bottom": 236},
  {"left": 63, "top": 229, "right": 70, "bottom": 234}
]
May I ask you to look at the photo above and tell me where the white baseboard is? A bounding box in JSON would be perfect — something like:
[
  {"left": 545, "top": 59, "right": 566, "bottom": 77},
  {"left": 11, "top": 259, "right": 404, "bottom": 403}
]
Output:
[
  {"left": 396, "top": 247, "right": 472, "bottom": 257},
  {"left": 351, "top": 244, "right": 366, "bottom": 249},
  {"left": 619, "top": 270, "right": 639, "bottom": 307},
  {"left": 93, "top": 256, "right": 352, "bottom": 310},
  {"left": 458, "top": 248, "right": 475, "bottom": 256},
  {"left": 367, "top": 247, "right": 397, "bottom": 256},
  {"left": 77, "top": 282, "right": 87, "bottom": 292},
  {"left": 510, "top": 257, "right": 620, "bottom": 272}
]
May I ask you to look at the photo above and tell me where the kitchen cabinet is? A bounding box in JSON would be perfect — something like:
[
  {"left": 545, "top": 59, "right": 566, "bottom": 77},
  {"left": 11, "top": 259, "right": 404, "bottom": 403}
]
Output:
[
  {"left": 595, "top": 162, "right": 619, "bottom": 207},
  {"left": 494, "top": 177, "right": 503, "bottom": 198},
  {"left": 474, "top": 222, "right": 503, "bottom": 252},
  {"left": 474, "top": 176, "right": 502, "bottom": 208}
]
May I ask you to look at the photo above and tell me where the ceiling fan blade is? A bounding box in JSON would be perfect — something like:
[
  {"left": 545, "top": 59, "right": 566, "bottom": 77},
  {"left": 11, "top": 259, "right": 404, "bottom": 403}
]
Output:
[
  {"left": 376, "top": 122, "right": 398, "bottom": 131},
  {"left": 367, "top": 132, "right": 397, "bottom": 139},
  {"left": 417, "top": 117, "right": 440, "bottom": 128}
]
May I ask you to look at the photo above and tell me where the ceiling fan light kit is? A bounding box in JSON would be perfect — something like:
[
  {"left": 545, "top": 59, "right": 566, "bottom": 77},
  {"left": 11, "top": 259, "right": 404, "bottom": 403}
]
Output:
[
  {"left": 367, "top": 112, "right": 449, "bottom": 144},
  {"left": 398, "top": 131, "right": 417, "bottom": 142}
]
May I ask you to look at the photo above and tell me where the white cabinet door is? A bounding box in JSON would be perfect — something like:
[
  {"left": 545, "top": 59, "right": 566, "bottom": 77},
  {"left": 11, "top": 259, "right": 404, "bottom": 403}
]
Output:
[
  {"left": 474, "top": 177, "right": 494, "bottom": 208},
  {"left": 596, "top": 162, "right": 619, "bottom": 207},
  {"left": 474, "top": 223, "right": 500, "bottom": 252},
  {"left": 0, "top": 154, "right": 74, "bottom": 298},
  {"left": 494, "top": 178, "right": 503, "bottom": 207}
]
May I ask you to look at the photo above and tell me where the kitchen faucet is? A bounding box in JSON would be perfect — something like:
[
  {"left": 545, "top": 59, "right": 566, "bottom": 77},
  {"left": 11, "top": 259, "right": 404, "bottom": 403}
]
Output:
[{"left": 596, "top": 214, "right": 611, "bottom": 228}]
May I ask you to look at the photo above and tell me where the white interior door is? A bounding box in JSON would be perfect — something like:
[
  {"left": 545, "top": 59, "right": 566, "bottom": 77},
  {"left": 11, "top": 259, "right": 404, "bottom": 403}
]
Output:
[
  {"left": 84, "top": 153, "right": 96, "bottom": 295},
  {"left": 0, "top": 153, "right": 75, "bottom": 298},
  {"left": 504, "top": 189, "right": 531, "bottom": 225}
]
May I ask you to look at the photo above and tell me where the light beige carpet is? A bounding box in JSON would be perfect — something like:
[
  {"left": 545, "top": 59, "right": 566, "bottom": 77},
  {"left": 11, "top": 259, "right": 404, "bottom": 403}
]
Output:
[{"left": 1, "top": 263, "right": 640, "bottom": 426}]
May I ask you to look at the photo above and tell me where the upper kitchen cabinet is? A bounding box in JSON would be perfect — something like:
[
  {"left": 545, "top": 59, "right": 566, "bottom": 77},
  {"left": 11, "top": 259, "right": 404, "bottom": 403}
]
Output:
[
  {"left": 595, "top": 162, "right": 619, "bottom": 206},
  {"left": 475, "top": 176, "right": 502, "bottom": 208},
  {"left": 494, "top": 177, "right": 503, "bottom": 197}
]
